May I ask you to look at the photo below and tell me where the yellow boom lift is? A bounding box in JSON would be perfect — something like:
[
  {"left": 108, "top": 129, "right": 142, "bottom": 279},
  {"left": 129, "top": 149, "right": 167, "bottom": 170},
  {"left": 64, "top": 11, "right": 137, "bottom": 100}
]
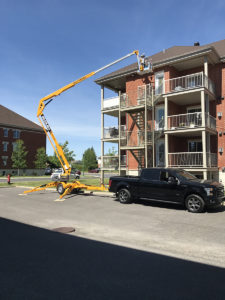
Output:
[{"left": 24, "top": 51, "right": 151, "bottom": 199}]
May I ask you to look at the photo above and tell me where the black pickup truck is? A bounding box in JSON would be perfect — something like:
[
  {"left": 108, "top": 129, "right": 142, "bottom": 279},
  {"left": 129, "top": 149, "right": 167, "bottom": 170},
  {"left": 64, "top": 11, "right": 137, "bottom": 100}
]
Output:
[{"left": 109, "top": 168, "right": 224, "bottom": 213}]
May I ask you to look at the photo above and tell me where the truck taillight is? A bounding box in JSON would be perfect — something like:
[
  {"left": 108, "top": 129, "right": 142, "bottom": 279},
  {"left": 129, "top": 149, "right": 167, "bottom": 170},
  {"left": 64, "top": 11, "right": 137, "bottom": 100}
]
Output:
[{"left": 109, "top": 179, "right": 112, "bottom": 187}]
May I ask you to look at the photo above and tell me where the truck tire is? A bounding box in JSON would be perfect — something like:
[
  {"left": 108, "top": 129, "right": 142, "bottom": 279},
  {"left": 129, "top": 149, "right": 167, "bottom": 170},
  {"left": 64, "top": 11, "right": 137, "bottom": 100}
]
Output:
[
  {"left": 118, "top": 188, "right": 131, "bottom": 204},
  {"left": 57, "top": 183, "right": 65, "bottom": 195},
  {"left": 185, "top": 194, "right": 205, "bottom": 213}
]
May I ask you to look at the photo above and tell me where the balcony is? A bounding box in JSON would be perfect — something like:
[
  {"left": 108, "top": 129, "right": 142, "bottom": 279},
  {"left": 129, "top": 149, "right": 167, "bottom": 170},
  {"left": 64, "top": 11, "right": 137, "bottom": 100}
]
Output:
[
  {"left": 164, "top": 72, "right": 215, "bottom": 95},
  {"left": 102, "top": 96, "right": 119, "bottom": 110},
  {"left": 102, "top": 155, "right": 127, "bottom": 169},
  {"left": 167, "top": 112, "right": 216, "bottom": 131},
  {"left": 168, "top": 152, "right": 217, "bottom": 168},
  {"left": 120, "top": 84, "right": 153, "bottom": 110},
  {"left": 121, "top": 130, "right": 152, "bottom": 148},
  {"left": 103, "top": 127, "right": 119, "bottom": 139}
]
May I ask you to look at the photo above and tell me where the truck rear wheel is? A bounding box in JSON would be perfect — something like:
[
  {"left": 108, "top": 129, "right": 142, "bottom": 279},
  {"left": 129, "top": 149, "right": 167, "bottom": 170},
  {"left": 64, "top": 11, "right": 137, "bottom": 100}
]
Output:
[
  {"left": 118, "top": 188, "right": 131, "bottom": 204},
  {"left": 57, "top": 183, "right": 65, "bottom": 195},
  {"left": 185, "top": 194, "right": 205, "bottom": 213}
]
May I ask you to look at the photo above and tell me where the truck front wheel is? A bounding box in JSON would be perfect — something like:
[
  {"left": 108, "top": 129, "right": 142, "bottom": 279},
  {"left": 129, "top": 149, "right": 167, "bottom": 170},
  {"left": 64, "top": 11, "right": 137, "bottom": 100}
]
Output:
[
  {"left": 185, "top": 194, "right": 205, "bottom": 213},
  {"left": 118, "top": 188, "right": 131, "bottom": 204}
]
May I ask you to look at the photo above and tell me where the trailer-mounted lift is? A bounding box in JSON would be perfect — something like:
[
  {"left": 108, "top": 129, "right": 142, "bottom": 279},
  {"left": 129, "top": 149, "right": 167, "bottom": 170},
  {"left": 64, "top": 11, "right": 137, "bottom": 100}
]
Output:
[{"left": 24, "top": 51, "right": 151, "bottom": 199}]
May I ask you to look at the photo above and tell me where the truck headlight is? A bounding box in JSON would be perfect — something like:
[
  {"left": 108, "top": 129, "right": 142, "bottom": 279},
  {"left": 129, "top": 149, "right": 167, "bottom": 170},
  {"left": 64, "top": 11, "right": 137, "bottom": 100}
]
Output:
[{"left": 204, "top": 187, "right": 213, "bottom": 196}]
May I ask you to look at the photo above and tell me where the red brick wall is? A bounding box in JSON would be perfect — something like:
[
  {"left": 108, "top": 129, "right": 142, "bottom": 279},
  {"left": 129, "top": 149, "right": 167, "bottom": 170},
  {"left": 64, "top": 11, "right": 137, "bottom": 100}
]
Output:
[
  {"left": 123, "top": 61, "right": 225, "bottom": 171},
  {"left": 217, "top": 63, "right": 225, "bottom": 170},
  {"left": 0, "top": 127, "right": 46, "bottom": 169}
]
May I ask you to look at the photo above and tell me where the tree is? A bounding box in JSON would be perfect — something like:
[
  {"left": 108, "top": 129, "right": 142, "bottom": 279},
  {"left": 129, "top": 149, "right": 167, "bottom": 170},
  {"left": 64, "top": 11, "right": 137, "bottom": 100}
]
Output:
[
  {"left": 11, "top": 140, "right": 28, "bottom": 175},
  {"left": 106, "top": 146, "right": 118, "bottom": 156},
  {"left": 61, "top": 141, "right": 76, "bottom": 164},
  {"left": 82, "top": 147, "right": 98, "bottom": 171},
  {"left": 34, "top": 147, "right": 47, "bottom": 169},
  {"left": 48, "top": 141, "right": 76, "bottom": 168}
]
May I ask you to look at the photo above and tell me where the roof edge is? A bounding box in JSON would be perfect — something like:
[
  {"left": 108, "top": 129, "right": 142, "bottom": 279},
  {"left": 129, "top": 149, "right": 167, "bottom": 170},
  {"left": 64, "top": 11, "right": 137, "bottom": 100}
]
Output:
[{"left": 96, "top": 46, "right": 221, "bottom": 85}]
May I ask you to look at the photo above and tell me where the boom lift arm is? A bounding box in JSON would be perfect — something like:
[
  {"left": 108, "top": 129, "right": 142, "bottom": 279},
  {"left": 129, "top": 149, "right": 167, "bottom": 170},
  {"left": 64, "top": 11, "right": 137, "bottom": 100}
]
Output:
[{"left": 24, "top": 50, "right": 150, "bottom": 199}]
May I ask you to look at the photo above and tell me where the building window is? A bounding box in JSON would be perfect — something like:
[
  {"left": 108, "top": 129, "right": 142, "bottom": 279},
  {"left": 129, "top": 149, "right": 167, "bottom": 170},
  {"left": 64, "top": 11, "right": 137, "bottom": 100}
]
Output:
[
  {"left": 13, "top": 130, "right": 20, "bottom": 139},
  {"left": 2, "top": 142, "right": 8, "bottom": 152},
  {"left": 188, "top": 140, "right": 202, "bottom": 152},
  {"left": 2, "top": 156, "right": 8, "bottom": 167},
  {"left": 3, "top": 128, "right": 9, "bottom": 137},
  {"left": 155, "top": 71, "right": 164, "bottom": 95}
]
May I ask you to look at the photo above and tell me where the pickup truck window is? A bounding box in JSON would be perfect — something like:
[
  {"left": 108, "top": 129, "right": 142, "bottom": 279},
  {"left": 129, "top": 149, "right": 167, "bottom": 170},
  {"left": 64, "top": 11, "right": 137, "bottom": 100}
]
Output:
[
  {"left": 160, "top": 171, "right": 176, "bottom": 182},
  {"left": 142, "top": 169, "right": 160, "bottom": 180},
  {"left": 160, "top": 171, "right": 169, "bottom": 182}
]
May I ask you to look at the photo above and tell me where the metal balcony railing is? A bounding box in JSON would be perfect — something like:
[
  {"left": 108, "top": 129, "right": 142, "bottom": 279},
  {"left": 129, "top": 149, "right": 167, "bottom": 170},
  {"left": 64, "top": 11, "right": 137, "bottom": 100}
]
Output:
[
  {"left": 121, "top": 155, "right": 127, "bottom": 167},
  {"left": 102, "top": 96, "right": 119, "bottom": 110},
  {"left": 164, "top": 72, "right": 215, "bottom": 95},
  {"left": 102, "top": 155, "right": 127, "bottom": 169},
  {"left": 120, "top": 130, "right": 152, "bottom": 147},
  {"left": 120, "top": 84, "right": 153, "bottom": 109},
  {"left": 103, "top": 127, "right": 119, "bottom": 139},
  {"left": 206, "top": 153, "right": 217, "bottom": 167},
  {"left": 102, "top": 156, "right": 119, "bottom": 169},
  {"left": 167, "top": 112, "right": 216, "bottom": 130},
  {"left": 168, "top": 152, "right": 217, "bottom": 167},
  {"left": 205, "top": 113, "right": 216, "bottom": 130}
]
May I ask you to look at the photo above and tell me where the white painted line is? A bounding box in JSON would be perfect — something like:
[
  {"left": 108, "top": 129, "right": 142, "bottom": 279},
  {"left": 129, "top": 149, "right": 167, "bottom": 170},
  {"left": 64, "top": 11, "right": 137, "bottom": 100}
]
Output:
[{"left": 18, "top": 194, "right": 27, "bottom": 196}]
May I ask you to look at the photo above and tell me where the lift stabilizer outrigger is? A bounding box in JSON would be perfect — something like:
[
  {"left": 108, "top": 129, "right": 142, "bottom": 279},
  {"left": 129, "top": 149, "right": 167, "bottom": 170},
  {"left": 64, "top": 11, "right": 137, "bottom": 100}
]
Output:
[{"left": 24, "top": 51, "right": 151, "bottom": 199}]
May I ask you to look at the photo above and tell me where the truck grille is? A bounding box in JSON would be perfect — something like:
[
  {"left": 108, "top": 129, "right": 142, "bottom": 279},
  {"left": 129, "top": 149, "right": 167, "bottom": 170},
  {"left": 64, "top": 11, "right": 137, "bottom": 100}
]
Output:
[{"left": 216, "top": 186, "right": 224, "bottom": 198}]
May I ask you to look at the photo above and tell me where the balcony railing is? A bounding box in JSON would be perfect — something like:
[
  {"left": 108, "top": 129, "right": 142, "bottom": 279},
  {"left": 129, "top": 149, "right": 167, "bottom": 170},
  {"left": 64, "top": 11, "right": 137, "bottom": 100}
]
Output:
[
  {"left": 120, "top": 84, "right": 153, "bottom": 109},
  {"left": 102, "top": 156, "right": 118, "bottom": 169},
  {"left": 164, "top": 72, "right": 215, "bottom": 95},
  {"left": 205, "top": 113, "right": 216, "bottom": 130},
  {"left": 121, "top": 130, "right": 152, "bottom": 147},
  {"left": 103, "top": 127, "right": 119, "bottom": 139},
  {"left": 168, "top": 152, "right": 217, "bottom": 167},
  {"left": 102, "top": 96, "right": 119, "bottom": 110},
  {"left": 102, "top": 155, "right": 127, "bottom": 169},
  {"left": 167, "top": 112, "right": 216, "bottom": 130},
  {"left": 121, "top": 155, "right": 127, "bottom": 167}
]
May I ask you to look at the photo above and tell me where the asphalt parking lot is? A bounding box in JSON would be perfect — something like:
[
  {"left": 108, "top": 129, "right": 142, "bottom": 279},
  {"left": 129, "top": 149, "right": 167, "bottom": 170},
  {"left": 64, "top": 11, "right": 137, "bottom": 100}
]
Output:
[
  {"left": 1, "top": 187, "right": 225, "bottom": 267},
  {"left": 1, "top": 187, "right": 225, "bottom": 299}
]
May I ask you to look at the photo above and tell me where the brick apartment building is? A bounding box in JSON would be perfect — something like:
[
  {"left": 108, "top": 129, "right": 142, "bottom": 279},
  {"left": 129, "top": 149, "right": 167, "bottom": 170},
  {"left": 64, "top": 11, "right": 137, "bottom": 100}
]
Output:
[
  {"left": 96, "top": 39, "right": 225, "bottom": 184},
  {"left": 0, "top": 105, "right": 46, "bottom": 173}
]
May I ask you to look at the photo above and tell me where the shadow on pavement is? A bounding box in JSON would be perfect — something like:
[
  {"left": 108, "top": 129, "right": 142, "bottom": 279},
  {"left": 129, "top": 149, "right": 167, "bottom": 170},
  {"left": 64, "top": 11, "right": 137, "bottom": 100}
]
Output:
[{"left": 0, "top": 217, "right": 225, "bottom": 299}]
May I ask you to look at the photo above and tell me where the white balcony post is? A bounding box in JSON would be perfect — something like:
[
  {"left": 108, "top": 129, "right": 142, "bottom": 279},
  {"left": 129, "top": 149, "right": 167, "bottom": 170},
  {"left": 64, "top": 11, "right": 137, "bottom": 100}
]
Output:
[
  {"left": 202, "top": 130, "right": 207, "bottom": 170},
  {"left": 165, "top": 133, "right": 168, "bottom": 167},
  {"left": 204, "top": 56, "right": 208, "bottom": 77},
  {"left": 201, "top": 91, "right": 206, "bottom": 127},
  {"left": 164, "top": 96, "right": 168, "bottom": 130},
  {"left": 204, "top": 56, "right": 208, "bottom": 89},
  {"left": 145, "top": 85, "right": 148, "bottom": 167},
  {"left": 119, "top": 91, "right": 121, "bottom": 175},
  {"left": 101, "top": 86, "right": 104, "bottom": 184}
]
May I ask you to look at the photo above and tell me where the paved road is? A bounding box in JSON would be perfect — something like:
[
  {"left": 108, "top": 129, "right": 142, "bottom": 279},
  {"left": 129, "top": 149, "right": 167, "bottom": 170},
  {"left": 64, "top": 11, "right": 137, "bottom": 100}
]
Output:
[
  {"left": 1, "top": 187, "right": 225, "bottom": 299},
  {"left": 1, "top": 187, "right": 225, "bottom": 267}
]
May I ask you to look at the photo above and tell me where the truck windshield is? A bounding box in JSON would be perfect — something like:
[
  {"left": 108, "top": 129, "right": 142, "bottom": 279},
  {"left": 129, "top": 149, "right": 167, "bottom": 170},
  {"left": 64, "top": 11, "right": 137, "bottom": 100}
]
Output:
[{"left": 177, "top": 170, "right": 197, "bottom": 181}]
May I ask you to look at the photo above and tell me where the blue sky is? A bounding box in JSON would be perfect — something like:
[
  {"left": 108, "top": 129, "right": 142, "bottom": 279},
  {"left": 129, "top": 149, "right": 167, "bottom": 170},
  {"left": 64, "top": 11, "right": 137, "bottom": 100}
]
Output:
[{"left": 0, "top": 0, "right": 225, "bottom": 160}]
